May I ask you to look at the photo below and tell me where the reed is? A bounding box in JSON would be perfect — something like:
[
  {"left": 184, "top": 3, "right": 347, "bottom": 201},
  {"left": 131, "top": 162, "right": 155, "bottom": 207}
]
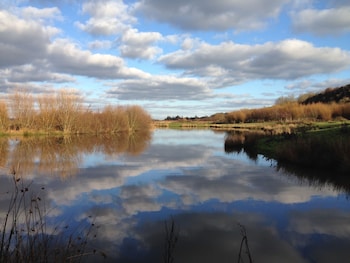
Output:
[{"left": 0, "top": 167, "right": 105, "bottom": 262}]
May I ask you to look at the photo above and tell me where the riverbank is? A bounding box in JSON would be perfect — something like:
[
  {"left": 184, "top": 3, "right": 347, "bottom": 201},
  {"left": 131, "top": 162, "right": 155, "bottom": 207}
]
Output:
[
  {"left": 224, "top": 121, "right": 350, "bottom": 173},
  {"left": 154, "top": 119, "right": 349, "bottom": 132}
]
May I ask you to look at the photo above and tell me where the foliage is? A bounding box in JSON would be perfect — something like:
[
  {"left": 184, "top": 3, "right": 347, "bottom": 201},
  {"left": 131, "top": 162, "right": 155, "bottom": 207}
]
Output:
[
  {"left": 225, "top": 125, "right": 350, "bottom": 173},
  {"left": 0, "top": 89, "right": 152, "bottom": 135},
  {"left": 170, "top": 83, "right": 350, "bottom": 124},
  {"left": 302, "top": 84, "right": 350, "bottom": 104},
  {"left": 222, "top": 102, "right": 350, "bottom": 123},
  {"left": 0, "top": 102, "right": 8, "bottom": 131}
]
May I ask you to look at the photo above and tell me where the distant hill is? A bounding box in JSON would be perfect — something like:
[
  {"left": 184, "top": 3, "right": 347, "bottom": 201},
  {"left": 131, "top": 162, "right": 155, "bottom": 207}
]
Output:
[{"left": 302, "top": 84, "right": 350, "bottom": 104}]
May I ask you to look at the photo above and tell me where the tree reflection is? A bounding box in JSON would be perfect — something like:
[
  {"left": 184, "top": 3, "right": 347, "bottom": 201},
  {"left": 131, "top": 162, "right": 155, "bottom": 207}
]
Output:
[
  {"left": 224, "top": 130, "right": 350, "bottom": 195},
  {"left": 224, "top": 130, "right": 266, "bottom": 162},
  {"left": 276, "top": 164, "right": 350, "bottom": 195},
  {"left": 2, "top": 130, "right": 151, "bottom": 179}
]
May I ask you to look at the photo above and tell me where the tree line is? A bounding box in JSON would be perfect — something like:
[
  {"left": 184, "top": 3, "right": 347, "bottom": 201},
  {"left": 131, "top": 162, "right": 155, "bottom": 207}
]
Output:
[
  {"left": 222, "top": 102, "right": 350, "bottom": 123},
  {"left": 0, "top": 89, "right": 152, "bottom": 134},
  {"left": 212, "top": 85, "right": 350, "bottom": 123}
]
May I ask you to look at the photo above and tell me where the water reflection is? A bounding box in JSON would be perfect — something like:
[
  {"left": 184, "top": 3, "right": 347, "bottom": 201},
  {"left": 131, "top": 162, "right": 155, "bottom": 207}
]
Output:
[
  {"left": 0, "top": 130, "right": 151, "bottom": 178},
  {"left": 1, "top": 129, "right": 350, "bottom": 262},
  {"left": 224, "top": 130, "right": 350, "bottom": 194}
]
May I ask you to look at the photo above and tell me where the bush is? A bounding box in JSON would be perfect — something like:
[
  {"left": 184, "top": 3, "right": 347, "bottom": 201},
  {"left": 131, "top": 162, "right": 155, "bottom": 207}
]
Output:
[
  {"left": 0, "top": 101, "right": 8, "bottom": 131},
  {"left": 2, "top": 90, "right": 152, "bottom": 134}
]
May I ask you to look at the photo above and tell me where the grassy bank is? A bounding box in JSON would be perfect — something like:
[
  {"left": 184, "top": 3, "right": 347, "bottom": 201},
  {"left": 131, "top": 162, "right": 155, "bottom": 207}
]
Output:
[
  {"left": 154, "top": 119, "right": 349, "bottom": 132},
  {"left": 225, "top": 121, "right": 350, "bottom": 173},
  {"left": 260, "top": 125, "right": 350, "bottom": 172}
]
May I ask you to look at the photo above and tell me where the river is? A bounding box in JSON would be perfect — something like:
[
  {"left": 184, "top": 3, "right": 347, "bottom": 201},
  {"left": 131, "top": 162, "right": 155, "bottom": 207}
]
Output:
[{"left": 0, "top": 129, "right": 349, "bottom": 262}]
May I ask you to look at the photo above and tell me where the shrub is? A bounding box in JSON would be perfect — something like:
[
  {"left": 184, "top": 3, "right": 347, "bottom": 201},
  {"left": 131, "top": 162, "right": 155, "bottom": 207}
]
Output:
[
  {"left": 5, "top": 90, "right": 152, "bottom": 134},
  {"left": 0, "top": 101, "right": 8, "bottom": 131},
  {"left": 125, "top": 105, "right": 152, "bottom": 132}
]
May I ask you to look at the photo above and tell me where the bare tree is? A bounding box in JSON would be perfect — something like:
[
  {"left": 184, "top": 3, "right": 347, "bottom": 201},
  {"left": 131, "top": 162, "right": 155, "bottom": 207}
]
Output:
[
  {"left": 8, "top": 90, "right": 36, "bottom": 130},
  {"left": 125, "top": 105, "right": 152, "bottom": 132},
  {"left": 0, "top": 100, "right": 8, "bottom": 131},
  {"left": 101, "top": 105, "right": 129, "bottom": 133},
  {"left": 36, "top": 94, "right": 58, "bottom": 132},
  {"left": 55, "top": 89, "right": 83, "bottom": 133}
]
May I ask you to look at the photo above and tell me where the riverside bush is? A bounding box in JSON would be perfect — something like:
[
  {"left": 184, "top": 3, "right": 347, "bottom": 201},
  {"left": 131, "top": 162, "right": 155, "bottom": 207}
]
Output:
[
  {"left": 223, "top": 102, "right": 349, "bottom": 123},
  {"left": 0, "top": 89, "right": 152, "bottom": 134}
]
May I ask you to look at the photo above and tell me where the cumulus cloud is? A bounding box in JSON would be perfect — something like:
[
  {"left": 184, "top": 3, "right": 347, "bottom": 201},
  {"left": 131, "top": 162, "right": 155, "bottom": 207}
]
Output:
[
  {"left": 1, "top": 63, "right": 75, "bottom": 83},
  {"left": 75, "top": 0, "right": 136, "bottom": 35},
  {"left": 291, "top": 6, "right": 350, "bottom": 35},
  {"left": 0, "top": 7, "right": 151, "bottom": 87},
  {"left": 159, "top": 39, "right": 350, "bottom": 82},
  {"left": 119, "top": 28, "right": 163, "bottom": 59},
  {"left": 20, "top": 6, "right": 63, "bottom": 22},
  {"left": 285, "top": 78, "right": 350, "bottom": 92},
  {"left": 0, "top": 10, "right": 50, "bottom": 68},
  {"left": 106, "top": 75, "right": 213, "bottom": 100},
  {"left": 48, "top": 38, "right": 149, "bottom": 79},
  {"left": 88, "top": 40, "right": 113, "bottom": 50},
  {"left": 136, "top": 0, "right": 289, "bottom": 31}
]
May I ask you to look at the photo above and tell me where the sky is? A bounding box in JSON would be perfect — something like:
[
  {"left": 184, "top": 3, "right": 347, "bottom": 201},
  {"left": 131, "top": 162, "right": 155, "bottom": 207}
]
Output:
[{"left": 1, "top": 0, "right": 350, "bottom": 119}]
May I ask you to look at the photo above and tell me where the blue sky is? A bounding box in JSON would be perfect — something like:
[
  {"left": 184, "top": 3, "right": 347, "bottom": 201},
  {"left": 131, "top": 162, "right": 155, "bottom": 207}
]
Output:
[{"left": 1, "top": 0, "right": 350, "bottom": 119}]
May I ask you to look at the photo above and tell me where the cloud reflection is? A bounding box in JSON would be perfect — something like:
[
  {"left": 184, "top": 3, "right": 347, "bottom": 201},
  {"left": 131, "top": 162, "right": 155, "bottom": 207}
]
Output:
[{"left": 1, "top": 130, "right": 349, "bottom": 262}]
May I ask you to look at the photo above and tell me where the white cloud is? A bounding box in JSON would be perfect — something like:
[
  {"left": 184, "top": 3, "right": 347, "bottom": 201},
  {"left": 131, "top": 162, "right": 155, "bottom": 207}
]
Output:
[
  {"left": 76, "top": 0, "right": 136, "bottom": 36},
  {"left": 291, "top": 6, "right": 350, "bottom": 35},
  {"left": 48, "top": 38, "right": 150, "bottom": 79},
  {"left": 285, "top": 78, "right": 350, "bottom": 92},
  {"left": 88, "top": 40, "right": 113, "bottom": 50},
  {"left": 121, "top": 28, "right": 162, "bottom": 46},
  {"left": 0, "top": 10, "right": 50, "bottom": 67},
  {"left": 119, "top": 28, "right": 163, "bottom": 59},
  {"left": 106, "top": 75, "right": 213, "bottom": 100},
  {"left": 159, "top": 39, "right": 350, "bottom": 82},
  {"left": 136, "top": 0, "right": 290, "bottom": 31},
  {"left": 20, "top": 6, "right": 62, "bottom": 22},
  {"left": 0, "top": 7, "right": 150, "bottom": 86},
  {"left": 1, "top": 63, "right": 75, "bottom": 83}
]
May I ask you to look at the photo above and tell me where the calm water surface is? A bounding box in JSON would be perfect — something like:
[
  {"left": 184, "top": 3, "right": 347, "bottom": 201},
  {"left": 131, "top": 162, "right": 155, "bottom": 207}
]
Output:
[{"left": 1, "top": 129, "right": 350, "bottom": 262}]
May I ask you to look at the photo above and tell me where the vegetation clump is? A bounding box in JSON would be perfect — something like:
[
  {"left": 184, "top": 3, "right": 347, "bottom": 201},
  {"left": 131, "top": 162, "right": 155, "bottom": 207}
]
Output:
[
  {"left": 221, "top": 84, "right": 350, "bottom": 124},
  {"left": 225, "top": 123, "right": 350, "bottom": 174},
  {"left": 0, "top": 89, "right": 152, "bottom": 135},
  {"left": 220, "top": 84, "right": 350, "bottom": 174},
  {"left": 160, "top": 84, "right": 350, "bottom": 125}
]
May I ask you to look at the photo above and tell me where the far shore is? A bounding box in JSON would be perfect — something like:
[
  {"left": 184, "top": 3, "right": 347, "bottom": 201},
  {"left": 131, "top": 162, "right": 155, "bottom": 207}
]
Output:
[{"left": 153, "top": 119, "right": 350, "bottom": 132}]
